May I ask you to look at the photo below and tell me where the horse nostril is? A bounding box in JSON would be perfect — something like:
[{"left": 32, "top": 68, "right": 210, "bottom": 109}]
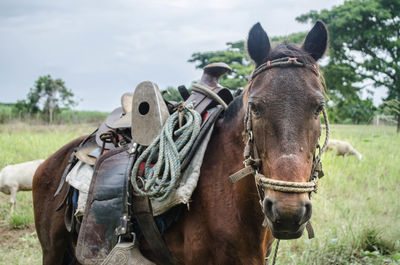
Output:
[
  {"left": 299, "top": 200, "right": 312, "bottom": 225},
  {"left": 263, "top": 196, "right": 276, "bottom": 222},
  {"left": 305, "top": 201, "right": 312, "bottom": 218}
]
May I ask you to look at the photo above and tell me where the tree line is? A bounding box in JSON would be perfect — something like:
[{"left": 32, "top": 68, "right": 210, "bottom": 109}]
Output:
[{"left": 12, "top": 75, "right": 77, "bottom": 123}]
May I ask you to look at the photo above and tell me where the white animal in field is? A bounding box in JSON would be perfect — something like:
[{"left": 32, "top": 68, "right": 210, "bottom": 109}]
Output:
[
  {"left": 326, "top": 139, "right": 362, "bottom": 160},
  {"left": 0, "top": 159, "right": 44, "bottom": 214}
]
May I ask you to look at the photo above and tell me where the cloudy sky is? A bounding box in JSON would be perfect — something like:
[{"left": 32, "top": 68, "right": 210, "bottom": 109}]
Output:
[{"left": 1, "top": 0, "right": 351, "bottom": 111}]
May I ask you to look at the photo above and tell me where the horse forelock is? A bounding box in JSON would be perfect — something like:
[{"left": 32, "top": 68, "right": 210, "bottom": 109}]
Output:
[
  {"left": 268, "top": 43, "right": 327, "bottom": 95},
  {"left": 269, "top": 43, "right": 315, "bottom": 64}
]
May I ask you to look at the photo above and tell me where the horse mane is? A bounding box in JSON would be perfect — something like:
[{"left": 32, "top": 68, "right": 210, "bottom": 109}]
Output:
[{"left": 222, "top": 94, "right": 243, "bottom": 124}]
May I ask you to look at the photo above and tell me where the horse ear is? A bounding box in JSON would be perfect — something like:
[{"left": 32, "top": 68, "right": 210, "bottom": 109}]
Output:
[
  {"left": 302, "top": 20, "right": 328, "bottom": 61},
  {"left": 247, "top": 23, "right": 271, "bottom": 66}
]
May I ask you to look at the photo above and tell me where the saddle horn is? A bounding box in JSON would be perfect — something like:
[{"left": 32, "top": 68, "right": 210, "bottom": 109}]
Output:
[
  {"left": 200, "top": 62, "right": 232, "bottom": 88},
  {"left": 186, "top": 62, "right": 233, "bottom": 114}
]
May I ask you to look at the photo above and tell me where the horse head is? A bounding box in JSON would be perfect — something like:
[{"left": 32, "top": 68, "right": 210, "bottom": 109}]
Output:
[{"left": 244, "top": 21, "right": 328, "bottom": 239}]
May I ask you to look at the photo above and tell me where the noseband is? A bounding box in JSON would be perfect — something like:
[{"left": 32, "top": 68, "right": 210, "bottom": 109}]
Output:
[{"left": 230, "top": 56, "right": 330, "bottom": 199}]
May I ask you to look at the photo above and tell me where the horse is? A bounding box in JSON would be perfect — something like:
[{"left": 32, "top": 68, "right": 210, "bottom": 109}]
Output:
[{"left": 33, "top": 20, "right": 328, "bottom": 265}]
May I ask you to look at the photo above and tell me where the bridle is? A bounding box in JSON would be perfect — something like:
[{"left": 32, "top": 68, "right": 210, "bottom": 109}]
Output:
[
  {"left": 229, "top": 57, "right": 329, "bottom": 264},
  {"left": 229, "top": 56, "right": 330, "bottom": 223}
]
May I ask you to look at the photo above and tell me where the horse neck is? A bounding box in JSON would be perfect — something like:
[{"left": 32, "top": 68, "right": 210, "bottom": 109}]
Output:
[{"left": 197, "top": 105, "right": 269, "bottom": 254}]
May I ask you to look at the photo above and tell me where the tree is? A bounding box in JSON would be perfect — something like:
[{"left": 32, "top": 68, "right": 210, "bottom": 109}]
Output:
[
  {"left": 162, "top": 86, "right": 183, "bottom": 102},
  {"left": 17, "top": 75, "right": 76, "bottom": 123},
  {"left": 320, "top": 62, "right": 377, "bottom": 123},
  {"left": 270, "top": 32, "right": 307, "bottom": 45},
  {"left": 297, "top": 0, "right": 400, "bottom": 131},
  {"left": 379, "top": 99, "right": 400, "bottom": 117},
  {"left": 188, "top": 41, "right": 253, "bottom": 90},
  {"left": 330, "top": 97, "right": 376, "bottom": 124}
]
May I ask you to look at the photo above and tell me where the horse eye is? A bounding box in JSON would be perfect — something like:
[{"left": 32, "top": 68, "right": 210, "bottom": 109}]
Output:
[
  {"left": 251, "top": 105, "right": 261, "bottom": 117},
  {"left": 314, "top": 104, "right": 324, "bottom": 115}
]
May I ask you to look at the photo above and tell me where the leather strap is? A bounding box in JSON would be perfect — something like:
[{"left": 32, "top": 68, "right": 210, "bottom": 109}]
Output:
[
  {"left": 55, "top": 183, "right": 71, "bottom": 211},
  {"left": 178, "top": 85, "right": 190, "bottom": 101},
  {"left": 116, "top": 150, "right": 138, "bottom": 238},
  {"left": 181, "top": 106, "right": 223, "bottom": 171},
  {"left": 132, "top": 196, "right": 176, "bottom": 265},
  {"left": 229, "top": 166, "right": 255, "bottom": 183},
  {"left": 54, "top": 151, "right": 77, "bottom": 198},
  {"left": 306, "top": 221, "right": 315, "bottom": 239}
]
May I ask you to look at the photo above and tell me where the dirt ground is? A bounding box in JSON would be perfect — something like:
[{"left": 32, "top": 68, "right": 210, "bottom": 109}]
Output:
[
  {"left": 0, "top": 219, "right": 42, "bottom": 264},
  {"left": 0, "top": 225, "right": 36, "bottom": 247}
]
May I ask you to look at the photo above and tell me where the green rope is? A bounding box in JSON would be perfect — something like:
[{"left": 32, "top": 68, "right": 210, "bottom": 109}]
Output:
[{"left": 130, "top": 104, "right": 202, "bottom": 201}]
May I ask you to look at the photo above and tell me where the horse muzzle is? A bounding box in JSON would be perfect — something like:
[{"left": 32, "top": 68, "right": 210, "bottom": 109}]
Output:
[{"left": 263, "top": 194, "right": 312, "bottom": 239}]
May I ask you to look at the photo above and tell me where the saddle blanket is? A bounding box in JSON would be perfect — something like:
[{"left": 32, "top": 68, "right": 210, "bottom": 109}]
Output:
[{"left": 66, "top": 160, "right": 94, "bottom": 216}]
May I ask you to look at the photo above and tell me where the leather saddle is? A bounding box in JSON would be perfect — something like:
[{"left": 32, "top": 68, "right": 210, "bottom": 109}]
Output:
[{"left": 60, "top": 62, "right": 235, "bottom": 265}]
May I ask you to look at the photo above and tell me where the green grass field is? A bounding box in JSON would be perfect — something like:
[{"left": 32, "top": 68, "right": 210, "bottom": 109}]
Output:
[
  {"left": 0, "top": 123, "right": 96, "bottom": 265},
  {"left": 0, "top": 124, "right": 399, "bottom": 264}
]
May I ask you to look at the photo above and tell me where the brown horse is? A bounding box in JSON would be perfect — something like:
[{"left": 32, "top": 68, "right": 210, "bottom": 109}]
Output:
[{"left": 33, "top": 21, "right": 328, "bottom": 265}]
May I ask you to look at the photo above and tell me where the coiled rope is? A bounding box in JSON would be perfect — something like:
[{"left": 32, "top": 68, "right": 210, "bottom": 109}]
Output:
[{"left": 130, "top": 104, "right": 202, "bottom": 201}]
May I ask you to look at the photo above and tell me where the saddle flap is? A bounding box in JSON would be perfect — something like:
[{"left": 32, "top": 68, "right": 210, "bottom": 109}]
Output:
[
  {"left": 76, "top": 147, "right": 133, "bottom": 265},
  {"left": 131, "top": 81, "right": 170, "bottom": 146}
]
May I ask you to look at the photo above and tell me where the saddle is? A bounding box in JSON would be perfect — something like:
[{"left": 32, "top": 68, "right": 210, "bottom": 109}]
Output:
[{"left": 57, "top": 62, "right": 234, "bottom": 265}]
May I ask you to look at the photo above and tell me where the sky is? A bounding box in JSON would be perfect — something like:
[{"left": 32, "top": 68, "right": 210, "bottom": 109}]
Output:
[{"left": 3, "top": 0, "right": 384, "bottom": 112}]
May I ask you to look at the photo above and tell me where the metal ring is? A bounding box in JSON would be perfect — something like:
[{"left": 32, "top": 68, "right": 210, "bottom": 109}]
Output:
[{"left": 248, "top": 131, "right": 253, "bottom": 141}]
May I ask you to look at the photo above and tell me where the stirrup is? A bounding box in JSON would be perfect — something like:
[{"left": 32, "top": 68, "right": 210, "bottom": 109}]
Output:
[{"left": 101, "top": 234, "right": 156, "bottom": 265}]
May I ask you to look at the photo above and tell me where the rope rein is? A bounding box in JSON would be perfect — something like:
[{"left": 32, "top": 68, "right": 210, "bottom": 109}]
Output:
[
  {"left": 130, "top": 104, "right": 202, "bottom": 201},
  {"left": 271, "top": 239, "right": 280, "bottom": 265}
]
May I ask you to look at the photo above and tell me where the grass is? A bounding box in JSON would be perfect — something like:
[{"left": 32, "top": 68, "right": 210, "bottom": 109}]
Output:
[
  {"left": 0, "top": 123, "right": 96, "bottom": 168},
  {"left": 9, "top": 207, "right": 33, "bottom": 229},
  {"left": 0, "top": 124, "right": 399, "bottom": 264},
  {"left": 0, "top": 123, "right": 96, "bottom": 265}
]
